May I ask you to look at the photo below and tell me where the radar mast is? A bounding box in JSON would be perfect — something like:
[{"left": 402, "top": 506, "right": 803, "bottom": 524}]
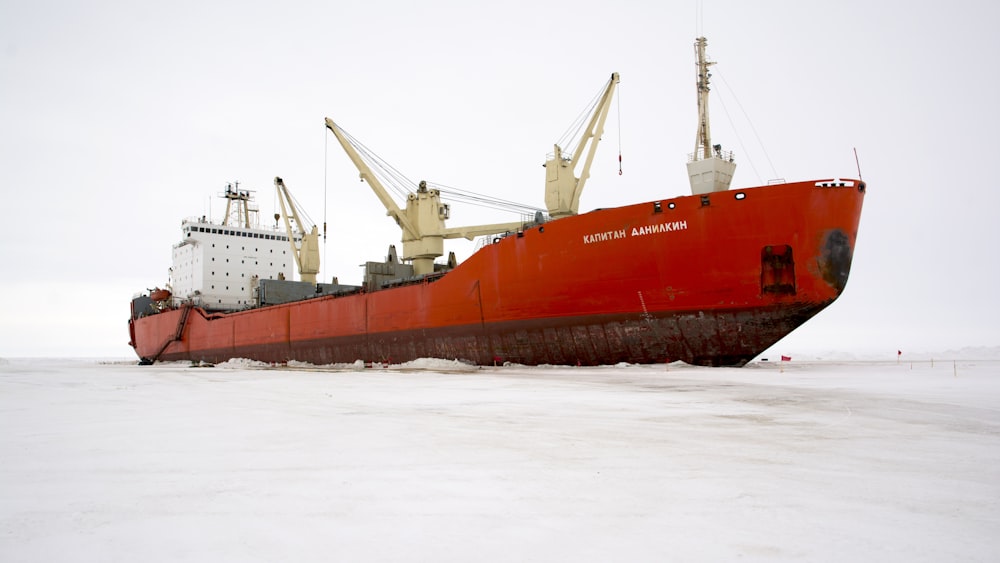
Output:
[{"left": 686, "top": 37, "right": 736, "bottom": 195}]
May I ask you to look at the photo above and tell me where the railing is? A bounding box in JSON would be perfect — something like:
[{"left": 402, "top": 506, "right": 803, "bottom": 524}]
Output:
[
  {"left": 687, "top": 148, "right": 735, "bottom": 163},
  {"left": 182, "top": 216, "right": 286, "bottom": 234}
]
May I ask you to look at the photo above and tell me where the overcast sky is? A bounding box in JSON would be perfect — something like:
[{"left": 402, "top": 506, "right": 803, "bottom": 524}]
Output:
[{"left": 1, "top": 0, "right": 998, "bottom": 358}]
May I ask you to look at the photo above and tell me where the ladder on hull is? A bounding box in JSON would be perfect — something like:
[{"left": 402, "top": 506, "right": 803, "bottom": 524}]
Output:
[{"left": 141, "top": 306, "right": 191, "bottom": 364}]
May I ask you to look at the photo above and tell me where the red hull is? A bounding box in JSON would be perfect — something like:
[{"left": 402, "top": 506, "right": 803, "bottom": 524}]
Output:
[{"left": 130, "top": 179, "right": 864, "bottom": 367}]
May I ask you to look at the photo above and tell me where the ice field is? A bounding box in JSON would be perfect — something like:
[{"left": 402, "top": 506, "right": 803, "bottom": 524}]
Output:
[{"left": 2, "top": 357, "right": 999, "bottom": 561}]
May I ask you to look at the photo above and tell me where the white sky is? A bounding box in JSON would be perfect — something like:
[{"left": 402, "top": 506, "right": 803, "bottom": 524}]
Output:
[{"left": 1, "top": 1, "right": 998, "bottom": 358}]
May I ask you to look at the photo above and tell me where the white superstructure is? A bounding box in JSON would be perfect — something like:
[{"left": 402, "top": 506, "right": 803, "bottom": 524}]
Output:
[{"left": 168, "top": 184, "right": 298, "bottom": 311}]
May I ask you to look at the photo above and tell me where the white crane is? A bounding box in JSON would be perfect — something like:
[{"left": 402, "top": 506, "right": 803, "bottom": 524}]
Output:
[
  {"left": 543, "top": 72, "right": 620, "bottom": 218},
  {"left": 323, "top": 72, "right": 621, "bottom": 275},
  {"left": 324, "top": 120, "right": 524, "bottom": 276},
  {"left": 274, "top": 176, "right": 321, "bottom": 284}
]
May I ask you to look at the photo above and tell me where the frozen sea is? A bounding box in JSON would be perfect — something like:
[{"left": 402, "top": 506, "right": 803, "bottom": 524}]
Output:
[{"left": 1, "top": 357, "right": 998, "bottom": 562}]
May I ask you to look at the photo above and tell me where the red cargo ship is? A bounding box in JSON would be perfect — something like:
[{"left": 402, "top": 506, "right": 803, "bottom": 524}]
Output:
[{"left": 128, "top": 39, "right": 864, "bottom": 367}]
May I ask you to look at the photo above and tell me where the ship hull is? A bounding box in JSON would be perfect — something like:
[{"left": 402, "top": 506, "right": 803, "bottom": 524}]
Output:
[{"left": 130, "top": 179, "right": 865, "bottom": 367}]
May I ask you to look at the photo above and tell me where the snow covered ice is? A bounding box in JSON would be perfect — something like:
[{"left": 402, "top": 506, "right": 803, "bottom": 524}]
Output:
[{"left": 1, "top": 358, "right": 999, "bottom": 561}]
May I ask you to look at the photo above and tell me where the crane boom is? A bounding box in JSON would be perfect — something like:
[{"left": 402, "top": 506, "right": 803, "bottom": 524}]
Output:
[
  {"left": 324, "top": 118, "right": 419, "bottom": 240},
  {"left": 442, "top": 220, "right": 524, "bottom": 241},
  {"left": 325, "top": 120, "right": 525, "bottom": 275},
  {"left": 325, "top": 70, "right": 618, "bottom": 277},
  {"left": 544, "top": 72, "right": 619, "bottom": 218},
  {"left": 274, "top": 176, "right": 320, "bottom": 284}
]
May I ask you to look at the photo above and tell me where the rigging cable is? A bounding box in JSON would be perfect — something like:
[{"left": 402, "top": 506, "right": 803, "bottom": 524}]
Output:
[
  {"left": 322, "top": 125, "right": 328, "bottom": 283},
  {"left": 432, "top": 182, "right": 544, "bottom": 215},
  {"left": 334, "top": 124, "right": 416, "bottom": 200},
  {"left": 617, "top": 79, "right": 623, "bottom": 175},
  {"left": 555, "top": 78, "right": 610, "bottom": 159},
  {"left": 712, "top": 88, "right": 761, "bottom": 184},
  {"left": 333, "top": 123, "right": 541, "bottom": 219},
  {"left": 716, "top": 68, "right": 779, "bottom": 181}
]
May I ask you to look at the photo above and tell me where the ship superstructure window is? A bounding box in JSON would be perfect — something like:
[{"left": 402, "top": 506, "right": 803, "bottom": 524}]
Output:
[{"left": 173, "top": 220, "right": 295, "bottom": 312}]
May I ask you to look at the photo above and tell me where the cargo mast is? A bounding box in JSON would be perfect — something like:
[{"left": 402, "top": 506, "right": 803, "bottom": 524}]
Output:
[
  {"left": 274, "top": 176, "right": 321, "bottom": 284},
  {"left": 687, "top": 37, "right": 736, "bottom": 195},
  {"left": 325, "top": 119, "right": 524, "bottom": 276},
  {"left": 544, "top": 73, "right": 619, "bottom": 218}
]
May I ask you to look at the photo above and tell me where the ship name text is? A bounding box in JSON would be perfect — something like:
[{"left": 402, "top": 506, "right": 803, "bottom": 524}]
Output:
[
  {"left": 582, "top": 220, "right": 688, "bottom": 245},
  {"left": 631, "top": 220, "right": 688, "bottom": 237},
  {"left": 582, "top": 229, "right": 627, "bottom": 245}
]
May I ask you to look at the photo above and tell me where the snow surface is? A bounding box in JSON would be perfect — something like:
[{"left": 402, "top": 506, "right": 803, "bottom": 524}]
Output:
[{"left": 2, "top": 358, "right": 999, "bottom": 562}]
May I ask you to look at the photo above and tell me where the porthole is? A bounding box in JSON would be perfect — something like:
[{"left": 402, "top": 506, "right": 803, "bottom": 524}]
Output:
[
  {"left": 735, "top": 192, "right": 747, "bottom": 200},
  {"left": 667, "top": 202, "right": 676, "bottom": 210}
]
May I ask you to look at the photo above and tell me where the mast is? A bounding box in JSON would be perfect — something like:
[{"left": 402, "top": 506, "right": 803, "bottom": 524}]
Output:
[
  {"left": 686, "top": 37, "right": 736, "bottom": 195},
  {"left": 221, "top": 181, "right": 254, "bottom": 227},
  {"left": 694, "top": 37, "right": 713, "bottom": 159}
]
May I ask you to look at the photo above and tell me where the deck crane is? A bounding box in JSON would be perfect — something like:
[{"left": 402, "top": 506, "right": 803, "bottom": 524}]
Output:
[
  {"left": 325, "top": 119, "right": 524, "bottom": 276},
  {"left": 273, "top": 176, "right": 321, "bottom": 284},
  {"left": 544, "top": 72, "right": 619, "bottom": 218}
]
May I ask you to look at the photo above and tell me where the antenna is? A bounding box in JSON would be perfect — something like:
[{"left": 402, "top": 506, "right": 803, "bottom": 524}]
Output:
[
  {"left": 854, "top": 148, "right": 863, "bottom": 181},
  {"left": 695, "top": 0, "right": 704, "bottom": 36}
]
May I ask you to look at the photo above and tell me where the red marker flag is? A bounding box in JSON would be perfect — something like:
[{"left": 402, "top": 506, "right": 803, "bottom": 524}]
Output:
[{"left": 781, "top": 355, "right": 791, "bottom": 362}]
